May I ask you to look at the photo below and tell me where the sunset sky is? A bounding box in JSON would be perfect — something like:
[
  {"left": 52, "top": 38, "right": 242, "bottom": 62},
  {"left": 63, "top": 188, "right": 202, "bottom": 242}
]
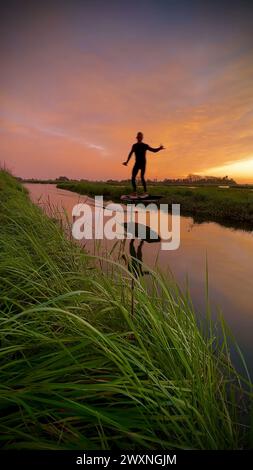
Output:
[{"left": 1, "top": 0, "right": 253, "bottom": 182}]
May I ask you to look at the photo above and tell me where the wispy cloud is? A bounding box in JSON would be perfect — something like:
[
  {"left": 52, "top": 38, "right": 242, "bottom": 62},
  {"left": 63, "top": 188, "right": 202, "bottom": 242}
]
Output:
[{"left": 0, "top": 115, "right": 106, "bottom": 154}]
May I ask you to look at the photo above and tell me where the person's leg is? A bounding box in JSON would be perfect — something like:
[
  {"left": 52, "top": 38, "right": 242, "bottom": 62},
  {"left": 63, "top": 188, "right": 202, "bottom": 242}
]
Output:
[
  {"left": 131, "top": 164, "right": 139, "bottom": 193},
  {"left": 140, "top": 162, "right": 147, "bottom": 193}
]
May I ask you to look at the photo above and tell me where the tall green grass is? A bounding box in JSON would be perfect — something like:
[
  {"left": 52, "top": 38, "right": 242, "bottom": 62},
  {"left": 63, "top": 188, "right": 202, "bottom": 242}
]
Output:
[{"left": 0, "top": 170, "right": 252, "bottom": 449}]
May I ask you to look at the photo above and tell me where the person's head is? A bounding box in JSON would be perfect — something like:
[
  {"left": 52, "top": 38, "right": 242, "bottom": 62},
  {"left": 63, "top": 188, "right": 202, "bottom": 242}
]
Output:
[{"left": 136, "top": 131, "right": 143, "bottom": 142}]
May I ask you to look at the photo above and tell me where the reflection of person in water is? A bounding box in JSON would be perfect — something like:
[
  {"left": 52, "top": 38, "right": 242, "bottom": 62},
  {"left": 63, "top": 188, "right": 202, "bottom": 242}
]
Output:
[
  {"left": 128, "top": 239, "right": 150, "bottom": 278},
  {"left": 122, "top": 221, "right": 161, "bottom": 278},
  {"left": 123, "top": 132, "right": 164, "bottom": 197},
  {"left": 122, "top": 229, "right": 159, "bottom": 320}
]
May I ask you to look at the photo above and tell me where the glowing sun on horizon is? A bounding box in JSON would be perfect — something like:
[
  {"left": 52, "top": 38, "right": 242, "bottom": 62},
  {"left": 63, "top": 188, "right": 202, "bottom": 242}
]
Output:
[{"left": 199, "top": 157, "right": 253, "bottom": 182}]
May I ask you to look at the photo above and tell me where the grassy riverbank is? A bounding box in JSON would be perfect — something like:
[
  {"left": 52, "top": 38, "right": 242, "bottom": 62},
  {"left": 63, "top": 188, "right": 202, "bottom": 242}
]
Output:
[
  {"left": 57, "top": 181, "right": 253, "bottom": 229},
  {"left": 0, "top": 170, "right": 252, "bottom": 449}
]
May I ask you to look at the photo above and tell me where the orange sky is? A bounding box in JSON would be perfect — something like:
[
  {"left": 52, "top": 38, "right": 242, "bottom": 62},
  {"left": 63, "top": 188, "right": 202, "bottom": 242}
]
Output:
[{"left": 1, "top": 0, "right": 253, "bottom": 183}]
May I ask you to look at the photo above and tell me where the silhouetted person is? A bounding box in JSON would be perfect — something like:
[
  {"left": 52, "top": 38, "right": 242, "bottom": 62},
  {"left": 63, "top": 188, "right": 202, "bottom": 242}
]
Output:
[{"left": 123, "top": 132, "right": 164, "bottom": 197}]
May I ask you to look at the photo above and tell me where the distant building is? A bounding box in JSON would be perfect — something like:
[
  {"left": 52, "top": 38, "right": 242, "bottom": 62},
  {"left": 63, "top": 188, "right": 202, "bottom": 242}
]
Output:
[{"left": 56, "top": 176, "right": 70, "bottom": 182}]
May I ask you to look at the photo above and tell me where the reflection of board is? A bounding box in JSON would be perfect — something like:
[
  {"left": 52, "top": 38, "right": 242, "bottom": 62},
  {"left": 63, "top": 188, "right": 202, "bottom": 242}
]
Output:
[{"left": 120, "top": 195, "right": 162, "bottom": 203}]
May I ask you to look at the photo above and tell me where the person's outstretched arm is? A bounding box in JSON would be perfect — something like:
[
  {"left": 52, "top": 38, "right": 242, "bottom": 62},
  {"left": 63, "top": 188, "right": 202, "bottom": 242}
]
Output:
[
  {"left": 123, "top": 145, "right": 134, "bottom": 165},
  {"left": 147, "top": 144, "right": 164, "bottom": 153}
]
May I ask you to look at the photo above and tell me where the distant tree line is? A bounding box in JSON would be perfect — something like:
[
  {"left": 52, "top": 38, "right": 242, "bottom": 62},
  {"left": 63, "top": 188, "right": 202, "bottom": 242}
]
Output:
[
  {"left": 106, "top": 174, "right": 237, "bottom": 186},
  {"left": 19, "top": 174, "right": 237, "bottom": 186}
]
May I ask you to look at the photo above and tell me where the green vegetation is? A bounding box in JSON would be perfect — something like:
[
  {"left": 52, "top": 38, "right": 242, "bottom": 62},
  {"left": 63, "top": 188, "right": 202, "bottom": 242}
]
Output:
[
  {"left": 0, "top": 170, "right": 252, "bottom": 450},
  {"left": 57, "top": 181, "right": 253, "bottom": 229}
]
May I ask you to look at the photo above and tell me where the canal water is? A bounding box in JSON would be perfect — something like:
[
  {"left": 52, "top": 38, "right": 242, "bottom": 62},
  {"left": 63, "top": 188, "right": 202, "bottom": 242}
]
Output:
[{"left": 25, "top": 183, "right": 253, "bottom": 378}]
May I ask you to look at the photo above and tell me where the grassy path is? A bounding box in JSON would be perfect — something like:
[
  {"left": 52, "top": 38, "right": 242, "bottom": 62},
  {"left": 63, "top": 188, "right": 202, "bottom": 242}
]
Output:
[{"left": 0, "top": 170, "right": 252, "bottom": 449}]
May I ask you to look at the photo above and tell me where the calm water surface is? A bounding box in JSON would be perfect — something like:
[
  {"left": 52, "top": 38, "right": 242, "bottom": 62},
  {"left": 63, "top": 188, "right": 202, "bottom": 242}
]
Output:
[{"left": 25, "top": 184, "right": 253, "bottom": 377}]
